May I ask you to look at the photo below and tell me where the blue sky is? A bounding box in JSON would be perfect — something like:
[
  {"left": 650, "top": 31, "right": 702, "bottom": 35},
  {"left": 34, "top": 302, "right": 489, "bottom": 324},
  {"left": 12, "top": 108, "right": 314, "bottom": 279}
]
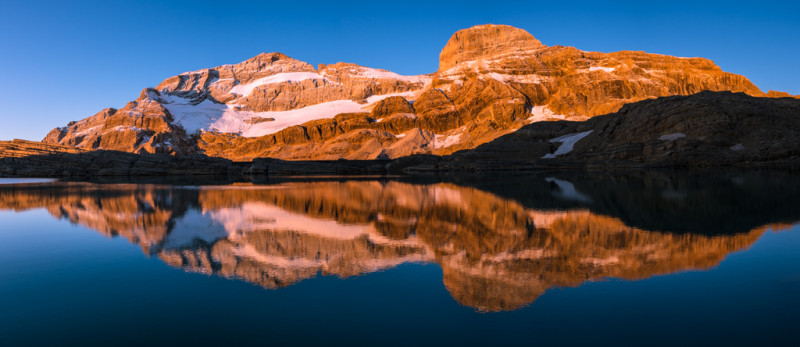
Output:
[{"left": 1, "top": 0, "right": 797, "bottom": 140}]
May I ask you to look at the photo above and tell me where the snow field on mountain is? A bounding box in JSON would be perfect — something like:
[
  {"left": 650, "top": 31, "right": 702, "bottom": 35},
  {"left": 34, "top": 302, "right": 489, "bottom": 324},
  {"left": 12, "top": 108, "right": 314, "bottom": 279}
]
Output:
[
  {"left": 544, "top": 177, "right": 592, "bottom": 203},
  {"left": 349, "top": 66, "right": 431, "bottom": 84},
  {"left": 433, "top": 133, "right": 462, "bottom": 149},
  {"left": 658, "top": 133, "right": 686, "bottom": 141},
  {"left": 163, "top": 93, "right": 415, "bottom": 137},
  {"left": 365, "top": 91, "right": 417, "bottom": 103},
  {"left": 228, "top": 72, "right": 331, "bottom": 96},
  {"left": 529, "top": 106, "right": 566, "bottom": 122},
  {"left": 542, "top": 130, "right": 593, "bottom": 158}
]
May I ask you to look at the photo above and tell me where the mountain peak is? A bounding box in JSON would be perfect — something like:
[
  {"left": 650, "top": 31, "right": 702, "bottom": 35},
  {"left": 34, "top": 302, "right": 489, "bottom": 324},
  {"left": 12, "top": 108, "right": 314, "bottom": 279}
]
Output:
[
  {"left": 243, "top": 52, "right": 292, "bottom": 63},
  {"left": 438, "top": 24, "right": 544, "bottom": 72}
]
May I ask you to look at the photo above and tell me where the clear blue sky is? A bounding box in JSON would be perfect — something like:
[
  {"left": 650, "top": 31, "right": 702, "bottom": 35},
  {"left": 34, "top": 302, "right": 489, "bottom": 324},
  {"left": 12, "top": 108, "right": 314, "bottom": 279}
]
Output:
[{"left": 1, "top": 0, "right": 797, "bottom": 141}]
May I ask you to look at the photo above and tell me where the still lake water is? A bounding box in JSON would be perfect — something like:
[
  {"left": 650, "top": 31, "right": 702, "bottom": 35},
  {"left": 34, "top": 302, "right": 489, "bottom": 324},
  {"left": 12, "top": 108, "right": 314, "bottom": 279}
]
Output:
[{"left": 0, "top": 171, "right": 798, "bottom": 346}]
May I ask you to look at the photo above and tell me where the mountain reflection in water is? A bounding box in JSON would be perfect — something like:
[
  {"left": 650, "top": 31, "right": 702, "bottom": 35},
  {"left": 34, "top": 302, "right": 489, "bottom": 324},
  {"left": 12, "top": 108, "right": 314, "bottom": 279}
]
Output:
[{"left": 1, "top": 171, "right": 797, "bottom": 312}]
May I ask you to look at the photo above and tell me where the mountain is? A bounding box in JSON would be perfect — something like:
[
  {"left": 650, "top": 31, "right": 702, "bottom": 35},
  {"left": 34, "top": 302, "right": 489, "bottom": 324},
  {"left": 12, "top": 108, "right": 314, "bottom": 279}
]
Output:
[{"left": 41, "top": 24, "right": 774, "bottom": 161}]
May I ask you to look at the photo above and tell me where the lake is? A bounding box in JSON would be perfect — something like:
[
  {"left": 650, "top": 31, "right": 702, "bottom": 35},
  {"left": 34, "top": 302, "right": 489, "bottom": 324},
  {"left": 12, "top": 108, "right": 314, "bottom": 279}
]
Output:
[{"left": 1, "top": 171, "right": 798, "bottom": 346}]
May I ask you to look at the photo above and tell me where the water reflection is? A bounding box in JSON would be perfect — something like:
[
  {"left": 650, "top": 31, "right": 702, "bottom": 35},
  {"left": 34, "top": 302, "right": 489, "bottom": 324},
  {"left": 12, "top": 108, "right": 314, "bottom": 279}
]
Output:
[{"left": 1, "top": 171, "right": 797, "bottom": 312}]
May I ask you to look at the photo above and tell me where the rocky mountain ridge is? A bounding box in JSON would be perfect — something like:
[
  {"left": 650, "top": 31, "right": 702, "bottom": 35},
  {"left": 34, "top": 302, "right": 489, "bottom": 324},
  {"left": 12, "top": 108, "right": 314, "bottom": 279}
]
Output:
[
  {"left": 4, "top": 91, "right": 800, "bottom": 177},
  {"left": 39, "top": 24, "right": 784, "bottom": 161}
]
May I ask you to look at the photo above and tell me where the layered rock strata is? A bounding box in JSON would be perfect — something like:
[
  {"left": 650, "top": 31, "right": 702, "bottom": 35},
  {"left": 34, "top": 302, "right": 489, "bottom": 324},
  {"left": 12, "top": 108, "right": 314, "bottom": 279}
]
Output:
[{"left": 39, "top": 24, "right": 780, "bottom": 161}]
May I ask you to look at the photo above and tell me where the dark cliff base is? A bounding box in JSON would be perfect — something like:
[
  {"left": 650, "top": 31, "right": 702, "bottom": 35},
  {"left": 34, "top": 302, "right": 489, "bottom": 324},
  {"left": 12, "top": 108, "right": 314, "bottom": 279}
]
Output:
[
  {"left": 0, "top": 144, "right": 392, "bottom": 178},
  {"left": 3, "top": 92, "right": 799, "bottom": 178},
  {"left": 1, "top": 144, "right": 798, "bottom": 179}
]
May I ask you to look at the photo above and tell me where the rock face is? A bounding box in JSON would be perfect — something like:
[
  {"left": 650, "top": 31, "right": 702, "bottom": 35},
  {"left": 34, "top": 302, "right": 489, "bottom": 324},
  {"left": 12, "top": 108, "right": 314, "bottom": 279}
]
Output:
[
  {"left": 439, "top": 24, "right": 545, "bottom": 71},
  {"left": 438, "top": 91, "right": 800, "bottom": 170},
  {"left": 42, "top": 101, "right": 197, "bottom": 155},
  {"left": 6, "top": 91, "right": 800, "bottom": 176},
  {"left": 43, "top": 52, "right": 430, "bottom": 158},
  {"left": 3, "top": 175, "right": 796, "bottom": 311},
  {"left": 40, "top": 24, "right": 780, "bottom": 161}
]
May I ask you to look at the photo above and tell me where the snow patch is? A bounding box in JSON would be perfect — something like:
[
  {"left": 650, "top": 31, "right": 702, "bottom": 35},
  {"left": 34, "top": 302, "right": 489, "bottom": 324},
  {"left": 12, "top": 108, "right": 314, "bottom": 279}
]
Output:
[
  {"left": 226, "top": 100, "right": 369, "bottom": 137},
  {"left": 162, "top": 95, "right": 370, "bottom": 137},
  {"left": 432, "top": 133, "right": 462, "bottom": 149},
  {"left": 164, "top": 209, "right": 229, "bottom": 249},
  {"left": 529, "top": 105, "right": 566, "bottom": 122},
  {"left": 541, "top": 130, "right": 593, "bottom": 158},
  {"left": 229, "top": 72, "right": 330, "bottom": 96},
  {"left": 485, "top": 72, "right": 548, "bottom": 84},
  {"left": 111, "top": 125, "right": 143, "bottom": 132},
  {"left": 210, "top": 202, "right": 375, "bottom": 241},
  {"left": 658, "top": 133, "right": 686, "bottom": 141},
  {"left": 160, "top": 89, "right": 427, "bottom": 137},
  {"left": 161, "top": 98, "right": 229, "bottom": 134},
  {"left": 545, "top": 178, "right": 592, "bottom": 203},
  {"left": 365, "top": 91, "right": 416, "bottom": 104},
  {"left": 588, "top": 66, "right": 615, "bottom": 73},
  {"left": 233, "top": 244, "right": 427, "bottom": 272},
  {"left": 348, "top": 67, "right": 430, "bottom": 84},
  {"left": 74, "top": 125, "right": 101, "bottom": 137}
]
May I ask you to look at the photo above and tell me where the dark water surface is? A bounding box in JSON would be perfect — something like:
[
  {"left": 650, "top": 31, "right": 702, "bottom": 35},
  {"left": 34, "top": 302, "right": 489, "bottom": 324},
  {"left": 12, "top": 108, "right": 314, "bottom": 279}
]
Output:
[{"left": 1, "top": 171, "right": 798, "bottom": 346}]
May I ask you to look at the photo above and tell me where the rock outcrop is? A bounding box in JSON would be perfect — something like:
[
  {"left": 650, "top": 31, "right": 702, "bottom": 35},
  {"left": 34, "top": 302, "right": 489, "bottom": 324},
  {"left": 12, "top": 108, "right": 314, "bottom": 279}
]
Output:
[
  {"left": 439, "top": 24, "right": 545, "bottom": 71},
  {"left": 38, "top": 24, "right": 785, "bottom": 162},
  {"left": 437, "top": 91, "right": 800, "bottom": 170}
]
